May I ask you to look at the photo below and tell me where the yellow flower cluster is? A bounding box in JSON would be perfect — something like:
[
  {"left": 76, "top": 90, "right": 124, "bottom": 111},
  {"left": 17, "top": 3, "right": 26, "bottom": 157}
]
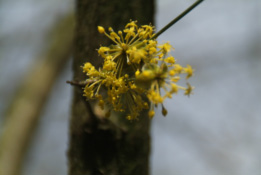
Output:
[{"left": 82, "top": 20, "right": 194, "bottom": 120}]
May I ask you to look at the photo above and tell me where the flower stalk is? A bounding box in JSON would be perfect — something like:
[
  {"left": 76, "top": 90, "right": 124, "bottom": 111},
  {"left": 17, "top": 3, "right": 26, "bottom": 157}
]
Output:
[{"left": 152, "top": 0, "right": 204, "bottom": 39}]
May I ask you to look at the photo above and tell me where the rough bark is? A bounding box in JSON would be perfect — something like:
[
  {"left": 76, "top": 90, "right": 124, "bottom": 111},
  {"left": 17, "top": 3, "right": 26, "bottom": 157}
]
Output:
[{"left": 68, "top": 0, "right": 155, "bottom": 175}]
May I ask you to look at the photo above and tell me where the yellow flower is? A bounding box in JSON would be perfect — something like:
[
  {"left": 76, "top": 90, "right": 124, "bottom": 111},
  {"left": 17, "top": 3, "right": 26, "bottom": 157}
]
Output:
[
  {"left": 82, "top": 62, "right": 93, "bottom": 73},
  {"left": 183, "top": 64, "right": 194, "bottom": 79},
  {"left": 184, "top": 83, "right": 194, "bottom": 96},
  {"left": 158, "top": 42, "right": 172, "bottom": 54},
  {"left": 126, "top": 46, "right": 147, "bottom": 64},
  {"left": 81, "top": 20, "right": 194, "bottom": 120},
  {"left": 173, "top": 64, "right": 183, "bottom": 73},
  {"left": 98, "top": 47, "right": 110, "bottom": 58},
  {"left": 124, "top": 27, "right": 136, "bottom": 41},
  {"left": 103, "top": 60, "right": 116, "bottom": 71},
  {"left": 125, "top": 20, "right": 138, "bottom": 29},
  {"left": 164, "top": 56, "right": 175, "bottom": 64},
  {"left": 140, "top": 25, "right": 154, "bottom": 38},
  {"left": 146, "top": 40, "right": 157, "bottom": 55},
  {"left": 170, "top": 83, "right": 178, "bottom": 94}
]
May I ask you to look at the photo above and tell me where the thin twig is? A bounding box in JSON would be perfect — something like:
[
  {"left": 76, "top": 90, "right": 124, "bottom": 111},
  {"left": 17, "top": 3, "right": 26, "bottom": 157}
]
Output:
[
  {"left": 152, "top": 0, "right": 204, "bottom": 39},
  {"left": 66, "top": 80, "right": 93, "bottom": 87}
]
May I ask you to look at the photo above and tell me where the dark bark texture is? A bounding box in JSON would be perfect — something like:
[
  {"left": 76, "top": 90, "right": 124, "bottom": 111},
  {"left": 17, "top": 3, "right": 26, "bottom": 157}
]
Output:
[{"left": 68, "top": 0, "right": 155, "bottom": 175}]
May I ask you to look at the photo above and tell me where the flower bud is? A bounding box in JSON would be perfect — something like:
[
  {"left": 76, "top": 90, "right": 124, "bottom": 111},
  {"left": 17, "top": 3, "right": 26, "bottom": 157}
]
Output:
[{"left": 98, "top": 26, "right": 105, "bottom": 34}]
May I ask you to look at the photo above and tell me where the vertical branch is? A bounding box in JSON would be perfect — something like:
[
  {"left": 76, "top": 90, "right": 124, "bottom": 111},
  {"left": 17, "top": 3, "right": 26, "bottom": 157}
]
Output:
[
  {"left": 0, "top": 14, "right": 74, "bottom": 175},
  {"left": 68, "top": 0, "right": 154, "bottom": 174}
]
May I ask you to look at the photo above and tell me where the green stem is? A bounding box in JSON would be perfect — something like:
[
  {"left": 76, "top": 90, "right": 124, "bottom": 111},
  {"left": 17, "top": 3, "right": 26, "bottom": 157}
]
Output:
[{"left": 152, "top": 0, "right": 204, "bottom": 39}]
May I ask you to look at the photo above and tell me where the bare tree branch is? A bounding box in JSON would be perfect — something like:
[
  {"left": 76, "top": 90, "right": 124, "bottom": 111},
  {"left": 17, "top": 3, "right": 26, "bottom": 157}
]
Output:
[{"left": 0, "top": 13, "right": 74, "bottom": 175}]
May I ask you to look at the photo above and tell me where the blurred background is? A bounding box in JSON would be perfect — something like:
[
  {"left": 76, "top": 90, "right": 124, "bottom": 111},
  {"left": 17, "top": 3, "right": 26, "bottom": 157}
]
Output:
[{"left": 0, "top": 0, "right": 261, "bottom": 175}]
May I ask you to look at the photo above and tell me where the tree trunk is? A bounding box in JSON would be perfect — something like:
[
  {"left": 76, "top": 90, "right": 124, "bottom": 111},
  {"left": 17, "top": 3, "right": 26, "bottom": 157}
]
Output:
[{"left": 67, "top": 0, "right": 155, "bottom": 175}]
